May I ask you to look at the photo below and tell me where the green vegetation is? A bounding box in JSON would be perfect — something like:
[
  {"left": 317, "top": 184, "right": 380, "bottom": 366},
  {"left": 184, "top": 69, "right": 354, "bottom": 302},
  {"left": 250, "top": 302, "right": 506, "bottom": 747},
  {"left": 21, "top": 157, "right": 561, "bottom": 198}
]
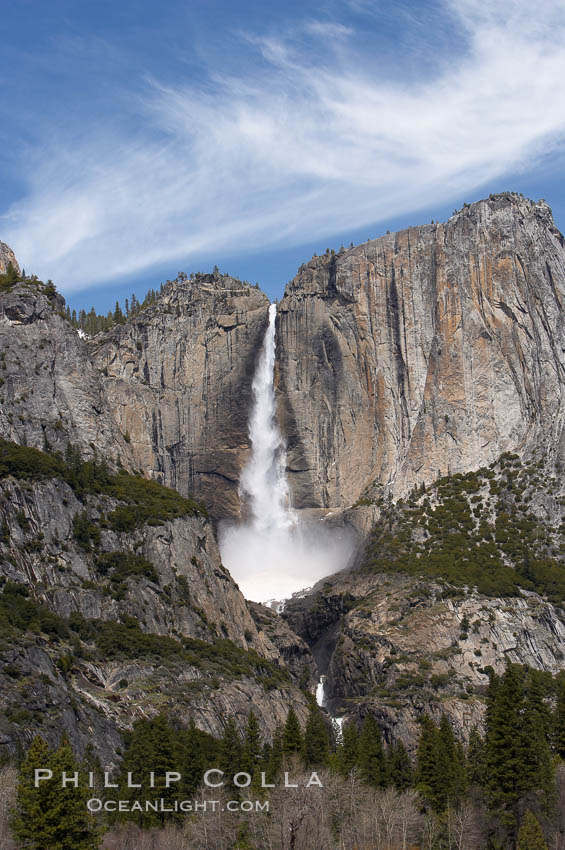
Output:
[
  {"left": 115, "top": 715, "right": 219, "bottom": 827},
  {"left": 357, "top": 713, "right": 386, "bottom": 786},
  {"left": 485, "top": 664, "right": 554, "bottom": 824},
  {"left": 0, "top": 582, "right": 287, "bottom": 687},
  {"left": 64, "top": 270, "right": 256, "bottom": 337},
  {"left": 0, "top": 440, "right": 206, "bottom": 527},
  {"left": 363, "top": 454, "right": 565, "bottom": 602},
  {"left": 9, "top": 665, "right": 565, "bottom": 847},
  {"left": 304, "top": 697, "right": 330, "bottom": 767},
  {"left": 0, "top": 580, "right": 69, "bottom": 641},
  {"left": 0, "top": 263, "right": 57, "bottom": 296},
  {"left": 12, "top": 735, "right": 100, "bottom": 849},
  {"left": 518, "top": 811, "right": 549, "bottom": 850},
  {"left": 105, "top": 472, "right": 205, "bottom": 530},
  {"left": 66, "top": 288, "right": 162, "bottom": 336},
  {"left": 415, "top": 713, "right": 465, "bottom": 811},
  {"left": 0, "top": 262, "right": 20, "bottom": 292},
  {"left": 409, "top": 663, "right": 561, "bottom": 842},
  {"left": 0, "top": 440, "right": 64, "bottom": 480},
  {"left": 96, "top": 551, "right": 158, "bottom": 587},
  {"left": 72, "top": 510, "right": 101, "bottom": 550}
]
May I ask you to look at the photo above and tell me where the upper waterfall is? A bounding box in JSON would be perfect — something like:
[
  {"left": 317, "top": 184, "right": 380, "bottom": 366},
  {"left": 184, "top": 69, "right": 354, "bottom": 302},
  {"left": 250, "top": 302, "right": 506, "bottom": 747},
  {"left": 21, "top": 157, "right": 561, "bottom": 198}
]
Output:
[
  {"left": 239, "top": 303, "right": 294, "bottom": 535},
  {"left": 219, "top": 303, "right": 354, "bottom": 603}
]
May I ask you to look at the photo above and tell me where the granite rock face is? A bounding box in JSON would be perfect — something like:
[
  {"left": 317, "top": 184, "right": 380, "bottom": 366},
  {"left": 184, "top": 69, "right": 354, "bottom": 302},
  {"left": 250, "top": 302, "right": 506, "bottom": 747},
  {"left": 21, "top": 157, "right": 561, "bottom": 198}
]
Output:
[
  {"left": 2, "top": 191, "right": 565, "bottom": 759},
  {"left": 277, "top": 194, "right": 565, "bottom": 510},
  {"left": 249, "top": 602, "right": 317, "bottom": 688},
  {"left": 0, "top": 273, "right": 308, "bottom": 762},
  {"left": 0, "top": 284, "right": 134, "bottom": 466},
  {"left": 0, "top": 476, "right": 263, "bottom": 650},
  {"left": 0, "top": 473, "right": 310, "bottom": 759},
  {"left": 90, "top": 274, "right": 270, "bottom": 520},
  {"left": 0, "top": 242, "right": 19, "bottom": 275},
  {"left": 284, "top": 571, "right": 565, "bottom": 750}
]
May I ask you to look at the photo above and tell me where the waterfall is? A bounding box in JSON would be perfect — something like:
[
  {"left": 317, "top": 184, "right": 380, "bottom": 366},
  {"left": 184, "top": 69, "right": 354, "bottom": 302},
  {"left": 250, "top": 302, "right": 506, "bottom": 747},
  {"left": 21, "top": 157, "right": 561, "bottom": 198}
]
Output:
[
  {"left": 238, "top": 303, "right": 294, "bottom": 536},
  {"left": 316, "top": 674, "right": 345, "bottom": 741},
  {"left": 316, "top": 675, "right": 327, "bottom": 708},
  {"left": 219, "top": 303, "right": 355, "bottom": 603}
]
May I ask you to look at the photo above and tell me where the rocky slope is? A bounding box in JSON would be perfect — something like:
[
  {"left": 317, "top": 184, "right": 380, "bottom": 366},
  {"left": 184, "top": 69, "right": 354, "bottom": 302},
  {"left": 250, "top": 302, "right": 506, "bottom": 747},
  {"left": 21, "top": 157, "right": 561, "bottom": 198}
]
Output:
[
  {"left": 0, "top": 276, "right": 310, "bottom": 765},
  {"left": 284, "top": 453, "right": 565, "bottom": 749},
  {"left": 286, "top": 570, "right": 565, "bottom": 751},
  {"left": 0, "top": 445, "right": 311, "bottom": 762},
  {"left": 276, "top": 193, "right": 565, "bottom": 512},
  {"left": 90, "top": 273, "right": 270, "bottom": 521}
]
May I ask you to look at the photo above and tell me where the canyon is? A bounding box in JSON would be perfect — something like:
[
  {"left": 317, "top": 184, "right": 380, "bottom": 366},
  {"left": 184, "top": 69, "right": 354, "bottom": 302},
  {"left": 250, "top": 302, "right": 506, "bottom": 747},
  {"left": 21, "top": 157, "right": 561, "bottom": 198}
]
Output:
[{"left": 0, "top": 191, "right": 564, "bottom": 756}]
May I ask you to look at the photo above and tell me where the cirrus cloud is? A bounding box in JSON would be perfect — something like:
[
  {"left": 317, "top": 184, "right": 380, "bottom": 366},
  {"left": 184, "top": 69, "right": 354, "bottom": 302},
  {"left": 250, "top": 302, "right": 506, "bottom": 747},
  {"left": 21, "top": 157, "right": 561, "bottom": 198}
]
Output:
[{"left": 3, "top": 0, "right": 565, "bottom": 291}]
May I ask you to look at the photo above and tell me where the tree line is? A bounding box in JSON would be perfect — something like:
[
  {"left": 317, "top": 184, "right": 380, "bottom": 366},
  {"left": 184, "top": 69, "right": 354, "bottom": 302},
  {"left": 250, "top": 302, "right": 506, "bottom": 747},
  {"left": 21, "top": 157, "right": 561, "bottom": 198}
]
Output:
[
  {"left": 66, "top": 287, "right": 163, "bottom": 336},
  {"left": 8, "top": 663, "right": 565, "bottom": 848}
]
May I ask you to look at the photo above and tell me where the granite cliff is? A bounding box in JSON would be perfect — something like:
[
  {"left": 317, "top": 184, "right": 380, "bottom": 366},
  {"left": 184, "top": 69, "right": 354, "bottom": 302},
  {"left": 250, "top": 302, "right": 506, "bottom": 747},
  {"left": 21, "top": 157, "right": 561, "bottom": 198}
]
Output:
[
  {"left": 0, "top": 280, "right": 310, "bottom": 763},
  {"left": 1, "top": 191, "right": 565, "bottom": 759},
  {"left": 276, "top": 193, "right": 565, "bottom": 513},
  {"left": 0, "top": 283, "right": 134, "bottom": 466},
  {"left": 0, "top": 442, "right": 313, "bottom": 762},
  {"left": 90, "top": 273, "right": 270, "bottom": 521}
]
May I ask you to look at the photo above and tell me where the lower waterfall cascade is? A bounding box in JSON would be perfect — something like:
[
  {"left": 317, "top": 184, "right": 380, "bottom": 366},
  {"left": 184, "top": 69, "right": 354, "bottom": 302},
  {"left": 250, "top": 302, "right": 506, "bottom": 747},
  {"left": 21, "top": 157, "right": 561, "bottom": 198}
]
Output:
[
  {"left": 219, "top": 303, "right": 355, "bottom": 603},
  {"left": 316, "top": 675, "right": 345, "bottom": 740}
]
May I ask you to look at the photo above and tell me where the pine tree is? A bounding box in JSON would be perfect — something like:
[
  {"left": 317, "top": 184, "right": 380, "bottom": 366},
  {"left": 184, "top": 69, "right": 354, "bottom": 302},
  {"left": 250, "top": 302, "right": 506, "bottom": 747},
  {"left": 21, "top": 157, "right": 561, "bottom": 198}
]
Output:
[
  {"left": 436, "top": 714, "right": 465, "bottom": 808},
  {"left": 181, "top": 718, "right": 219, "bottom": 796},
  {"left": 220, "top": 717, "right": 243, "bottom": 794},
  {"left": 149, "top": 715, "right": 182, "bottom": 824},
  {"left": 485, "top": 665, "right": 525, "bottom": 817},
  {"left": 282, "top": 708, "right": 303, "bottom": 757},
  {"left": 553, "top": 673, "right": 565, "bottom": 758},
  {"left": 48, "top": 738, "right": 101, "bottom": 847},
  {"left": 304, "top": 702, "right": 330, "bottom": 767},
  {"left": 118, "top": 715, "right": 181, "bottom": 827},
  {"left": 336, "top": 721, "right": 359, "bottom": 777},
  {"left": 486, "top": 664, "right": 554, "bottom": 830},
  {"left": 466, "top": 726, "right": 486, "bottom": 787},
  {"left": 267, "top": 725, "right": 284, "bottom": 782},
  {"left": 185, "top": 720, "right": 207, "bottom": 793},
  {"left": 112, "top": 301, "right": 121, "bottom": 323},
  {"left": 1, "top": 262, "right": 20, "bottom": 286},
  {"left": 12, "top": 736, "right": 100, "bottom": 850},
  {"left": 522, "top": 670, "right": 553, "bottom": 801},
  {"left": 242, "top": 711, "right": 262, "bottom": 777},
  {"left": 387, "top": 740, "right": 413, "bottom": 790},
  {"left": 358, "top": 714, "right": 386, "bottom": 787},
  {"left": 517, "top": 810, "right": 548, "bottom": 850},
  {"left": 415, "top": 715, "right": 439, "bottom": 806},
  {"left": 12, "top": 736, "right": 52, "bottom": 847}
]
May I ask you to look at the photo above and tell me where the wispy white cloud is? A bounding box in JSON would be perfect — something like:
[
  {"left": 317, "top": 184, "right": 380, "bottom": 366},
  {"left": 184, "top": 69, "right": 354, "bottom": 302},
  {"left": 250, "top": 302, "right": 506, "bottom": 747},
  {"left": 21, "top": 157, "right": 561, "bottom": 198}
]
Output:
[{"left": 3, "top": 0, "right": 565, "bottom": 291}]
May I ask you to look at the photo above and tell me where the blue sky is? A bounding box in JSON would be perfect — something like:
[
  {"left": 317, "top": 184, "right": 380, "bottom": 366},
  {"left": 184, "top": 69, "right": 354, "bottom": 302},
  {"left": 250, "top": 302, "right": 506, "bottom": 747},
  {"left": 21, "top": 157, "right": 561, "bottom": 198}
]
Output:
[{"left": 1, "top": 0, "right": 565, "bottom": 311}]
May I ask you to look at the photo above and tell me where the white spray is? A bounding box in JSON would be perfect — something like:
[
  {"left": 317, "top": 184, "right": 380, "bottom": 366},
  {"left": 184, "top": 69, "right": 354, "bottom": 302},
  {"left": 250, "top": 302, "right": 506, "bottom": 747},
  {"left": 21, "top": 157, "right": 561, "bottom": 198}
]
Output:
[{"left": 219, "top": 303, "right": 355, "bottom": 603}]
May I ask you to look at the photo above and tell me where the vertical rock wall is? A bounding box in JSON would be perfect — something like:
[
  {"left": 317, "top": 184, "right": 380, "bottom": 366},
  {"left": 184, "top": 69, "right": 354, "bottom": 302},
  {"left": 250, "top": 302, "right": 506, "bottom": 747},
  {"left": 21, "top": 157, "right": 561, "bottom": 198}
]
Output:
[
  {"left": 276, "top": 194, "right": 565, "bottom": 509},
  {"left": 91, "top": 275, "right": 270, "bottom": 520}
]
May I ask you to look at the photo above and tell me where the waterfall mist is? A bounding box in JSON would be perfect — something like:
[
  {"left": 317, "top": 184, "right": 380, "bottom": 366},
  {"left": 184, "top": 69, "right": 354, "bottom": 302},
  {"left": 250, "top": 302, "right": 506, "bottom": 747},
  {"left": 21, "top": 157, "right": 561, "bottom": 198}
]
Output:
[{"left": 219, "top": 304, "right": 355, "bottom": 603}]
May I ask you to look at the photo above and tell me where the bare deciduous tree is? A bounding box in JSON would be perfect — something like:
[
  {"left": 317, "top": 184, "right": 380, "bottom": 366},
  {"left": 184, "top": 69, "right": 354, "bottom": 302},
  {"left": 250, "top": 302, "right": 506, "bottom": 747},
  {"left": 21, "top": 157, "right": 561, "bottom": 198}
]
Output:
[
  {"left": 0, "top": 766, "right": 16, "bottom": 850},
  {"left": 446, "top": 799, "right": 487, "bottom": 850}
]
